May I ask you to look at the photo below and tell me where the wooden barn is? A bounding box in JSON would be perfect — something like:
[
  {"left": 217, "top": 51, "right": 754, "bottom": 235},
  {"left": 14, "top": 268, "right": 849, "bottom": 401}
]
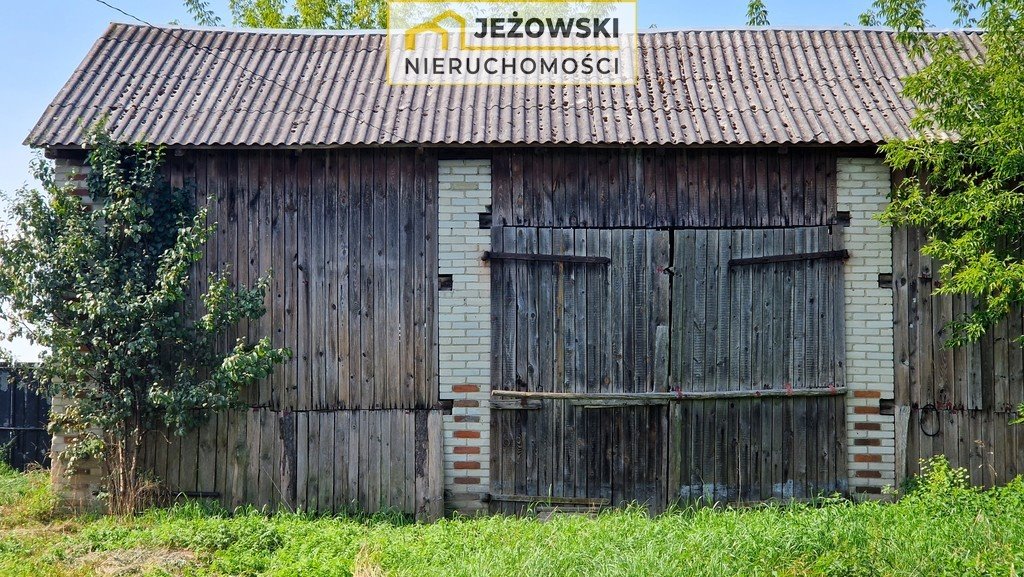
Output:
[{"left": 27, "top": 24, "right": 1022, "bottom": 518}]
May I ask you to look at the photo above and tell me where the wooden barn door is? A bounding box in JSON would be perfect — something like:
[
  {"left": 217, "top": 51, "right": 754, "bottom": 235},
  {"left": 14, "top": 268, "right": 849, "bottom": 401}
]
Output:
[
  {"left": 667, "top": 227, "right": 847, "bottom": 503},
  {"left": 489, "top": 225, "right": 848, "bottom": 511},
  {"left": 489, "top": 227, "right": 671, "bottom": 512}
]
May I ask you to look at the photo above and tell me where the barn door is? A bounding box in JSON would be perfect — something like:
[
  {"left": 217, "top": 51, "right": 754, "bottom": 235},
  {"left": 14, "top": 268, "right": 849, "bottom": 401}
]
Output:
[
  {"left": 489, "top": 227, "right": 671, "bottom": 513},
  {"left": 667, "top": 227, "right": 848, "bottom": 503}
]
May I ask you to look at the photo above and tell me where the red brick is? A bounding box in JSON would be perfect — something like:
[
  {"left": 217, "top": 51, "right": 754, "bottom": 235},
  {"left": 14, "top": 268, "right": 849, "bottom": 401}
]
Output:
[
  {"left": 454, "top": 415, "right": 481, "bottom": 423},
  {"left": 453, "top": 400, "right": 479, "bottom": 408},
  {"left": 454, "top": 461, "right": 481, "bottom": 470},
  {"left": 453, "top": 446, "right": 480, "bottom": 454},
  {"left": 855, "top": 470, "right": 882, "bottom": 478},
  {"left": 452, "top": 384, "right": 480, "bottom": 393},
  {"left": 453, "top": 430, "right": 480, "bottom": 439},
  {"left": 853, "top": 406, "right": 880, "bottom": 415},
  {"left": 854, "top": 486, "right": 883, "bottom": 495},
  {"left": 853, "top": 390, "right": 882, "bottom": 399},
  {"left": 853, "top": 454, "right": 882, "bottom": 463},
  {"left": 454, "top": 477, "right": 481, "bottom": 485},
  {"left": 854, "top": 422, "right": 882, "bottom": 431},
  {"left": 853, "top": 438, "right": 881, "bottom": 446}
]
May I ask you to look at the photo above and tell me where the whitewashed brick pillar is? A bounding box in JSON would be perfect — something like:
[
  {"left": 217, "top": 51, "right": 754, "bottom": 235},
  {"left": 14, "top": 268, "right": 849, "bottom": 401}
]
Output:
[
  {"left": 48, "top": 154, "right": 104, "bottom": 509},
  {"left": 437, "top": 159, "right": 491, "bottom": 513},
  {"left": 837, "top": 157, "right": 896, "bottom": 496}
]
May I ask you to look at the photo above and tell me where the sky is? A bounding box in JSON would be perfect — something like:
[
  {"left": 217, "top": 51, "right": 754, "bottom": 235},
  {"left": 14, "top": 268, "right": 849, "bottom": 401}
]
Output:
[{"left": 0, "top": 0, "right": 961, "bottom": 360}]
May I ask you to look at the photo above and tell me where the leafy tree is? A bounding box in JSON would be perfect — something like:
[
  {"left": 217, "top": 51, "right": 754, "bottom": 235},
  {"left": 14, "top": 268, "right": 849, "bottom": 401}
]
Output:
[
  {"left": 746, "top": 0, "right": 770, "bottom": 26},
  {"left": 873, "top": 0, "right": 1024, "bottom": 347},
  {"left": 742, "top": 0, "right": 1024, "bottom": 352},
  {"left": 184, "top": 0, "right": 387, "bottom": 29},
  {"left": 0, "top": 125, "right": 290, "bottom": 514}
]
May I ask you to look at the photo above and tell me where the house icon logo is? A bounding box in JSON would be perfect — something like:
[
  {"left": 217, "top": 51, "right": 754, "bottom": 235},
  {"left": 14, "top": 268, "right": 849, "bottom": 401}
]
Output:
[{"left": 405, "top": 10, "right": 468, "bottom": 50}]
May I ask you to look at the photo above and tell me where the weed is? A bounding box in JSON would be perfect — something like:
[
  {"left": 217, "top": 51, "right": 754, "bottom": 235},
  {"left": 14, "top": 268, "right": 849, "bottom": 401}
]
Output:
[{"left": 0, "top": 457, "right": 1021, "bottom": 576}]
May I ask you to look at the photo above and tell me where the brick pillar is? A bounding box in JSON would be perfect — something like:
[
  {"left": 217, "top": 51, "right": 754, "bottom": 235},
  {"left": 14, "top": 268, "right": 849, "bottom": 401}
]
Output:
[
  {"left": 49, "top": 396, "right": 104, "bottom": 510},
  {"left": 837, "top": 157, "right": 896, "bottom": 496},
  {"left": 48, "top": 155, "right": 104, "bottom": 509},
  {"left": 437, "top": 159, "right": 491, "bottom": 514}
]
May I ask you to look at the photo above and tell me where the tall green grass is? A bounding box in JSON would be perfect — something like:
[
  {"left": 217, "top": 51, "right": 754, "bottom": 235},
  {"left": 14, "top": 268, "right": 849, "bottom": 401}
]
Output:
[{"left": 1, "top": 457, "right": 1023, "bottom": 576}]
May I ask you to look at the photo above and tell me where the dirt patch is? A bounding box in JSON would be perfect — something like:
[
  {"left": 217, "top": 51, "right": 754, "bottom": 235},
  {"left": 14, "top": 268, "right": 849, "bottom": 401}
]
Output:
[
  {"left": 80, "top": 547, "right": 198, "bottom": 576},
  {"left": 353, "top": 544, "right": 386, "bottom": 577}
]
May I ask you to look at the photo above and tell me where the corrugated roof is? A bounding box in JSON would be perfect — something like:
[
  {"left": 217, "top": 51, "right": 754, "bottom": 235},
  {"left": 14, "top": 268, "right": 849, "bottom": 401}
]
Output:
[{"left": 25, "top": 23, "right": 984, "bottom": 148}]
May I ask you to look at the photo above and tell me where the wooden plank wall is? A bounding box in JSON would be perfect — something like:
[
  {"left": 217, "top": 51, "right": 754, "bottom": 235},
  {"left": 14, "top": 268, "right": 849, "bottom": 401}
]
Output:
[
  {"left": 669, "top": 227, "right": 847, "bottom": 502},
  {"left": 489, "top": 228, "right": 670, "bottom": 512},
  {"left": 0, "top": 367, "right": 50, "bottom": 471},
  {"left": 893, "top": 226, "right": 1024, "bottom": 487},
  {"left": 491, "top": 148, "right": 837, "bottom": 229},
  {"left": 141, "top": 148, "right": 443, "bottom": 518}
]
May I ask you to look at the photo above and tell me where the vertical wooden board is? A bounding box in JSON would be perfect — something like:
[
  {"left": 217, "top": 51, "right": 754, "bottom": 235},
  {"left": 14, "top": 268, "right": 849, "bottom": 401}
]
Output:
[
  {"left": 608, "top": 230, "right": 625, "bottom": 394},
  {"left": 302, "top": 409, "right": 320, "bottom": 513},
  {"left": 704, "top": 231, "right": 724, "bottom": 389},
  {"left": 536, "top": 229, "right": 555, "bottom": 499},
  {"left": 295, "top": 411, "right": 309, "bottom": 510},
  {"left": 414, "top": 410, "right": 429, "bottom": 519},
  {"left": 411, "top": 151, "right": 427, "bottom": 408},
  {"left": 397, "top": 152, "right": 414, "bottom": 409},
  {"left": 179, "top": 428, "right": 200, "bottom": 494},
  {"left": 347, "top": 410, "right": 361, "bottom": 513},
  {"left": 667, "top": 401, "right": 683, "bottom": 506},
  {"left": 523, "top": 228, "right": 541, "bottom": 497},
  {"left": 404, "top": 411, "right": 417, "bottom": 514},
  {"left": 538, "top": 151, "right": 555, "bottom": 227},
  {"left": 282, "top": 154, "right": 299, "bottom": 410},
  {"left": 573, "top": 230, "right": 590, "bottom": 395},
  {"left": 647, "top": 232, "right": 671, "bottom": 391},
  {"left": 426, "top": 410, "right": 444, "bottom": 520},
  {"left": 312, "top": 153, "right": 328, "bottom": 410},
  {"left": 195, "top": 417, "right": 217, "bottom": 495},
  {"left": 331, "top": 410, "right": 347, "bottom": 512},
  {"left": 993, "top": 318, "right": 1009, "bottom": 413},
  {"left": 509, "top": 151, "right": 525, "bottom": 225},
  {"left": 550, "top": 244, "right": 568, "bottom": 499},
  {"left": 252, "top": 152, "right": 271, "bottom": 406},
  {"left": 554, "top": 229, "right": 577, "bottom": 497},
  {"left": 379, "top": 411, "right": 392, "bottom": 510},
  {"left": 521, "top": 152, "right": 537, "bottom": 226},
  {"left": 673, "top": 230, "right": 696, "bottom": 390},
  {"left": 279, "top": 411, "right": 297, "bottom": 511},
  {"left": 501, "top": 227, "right": 519, "bottom": 393},
  {"left": 346, "top": 153, "right": 363, "bottom": 410},
  {"left": 424, "top": 152, "right": 440, "bottom": 408},
  {"left": 714, "top": 231, "right": 732, "bottom": 499},
  {"left": 323, "top": 152, "right": 340, "bottom": 409},
  {"left": 319, "top": 411, "right": 335, "bottom": 512},
  {"left": 367, "top": 410, "right": 381, "bottom": 513},
  {"left": 355, "top": 410, "right": 369, "bottom": 510},
  {"left": 269, "top": 154, "right": 287, "bottom": 408},
  {"left": 232, "top": 411, "right": 250, "bottom": 509},
  {"left": 492, "top": 152, "right": 512, "bottom": 226},
  {"left": 823, "top": 151, "right": 837, "bottom": 226},
  {"left": 389, "top": 411, "right": 406, "bottom": 512},
  {"left": 296, "top": 153, "right": 312, "bottom": 411},
  {"left": 805, "top": 153, "right": 820, "bottom": 226},
  {"left": 245, "top": 409, "right": 261, "bottom": 507},
  {"left": 357, "top": 151, "right": 375, "bottom": 409},
  {"left": 258, "top": 408, "right": 275, "bottom": 508},
  {"left": 385, "top": 150, "right": 402, "bottom": 409},
  {"left": 372, "top": 150, "right": 389, "bottom": 409}
]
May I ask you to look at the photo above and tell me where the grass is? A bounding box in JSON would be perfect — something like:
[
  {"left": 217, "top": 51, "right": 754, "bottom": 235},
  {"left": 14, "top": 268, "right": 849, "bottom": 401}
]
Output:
[{"left": 1, "top": 458, "right": 1023, "bottom": 576}]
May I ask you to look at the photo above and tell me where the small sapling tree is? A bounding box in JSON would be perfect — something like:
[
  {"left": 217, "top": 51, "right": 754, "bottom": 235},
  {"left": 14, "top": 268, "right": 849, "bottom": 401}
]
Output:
[{"left": 0, "top": 125, "right": 290, "bottom": 514}]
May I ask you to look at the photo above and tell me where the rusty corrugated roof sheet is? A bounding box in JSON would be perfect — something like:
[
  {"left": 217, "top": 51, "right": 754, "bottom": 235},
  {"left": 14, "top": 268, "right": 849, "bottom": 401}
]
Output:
[{"left": 25, "top": 23, "right": 984, "bottom": 148}]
